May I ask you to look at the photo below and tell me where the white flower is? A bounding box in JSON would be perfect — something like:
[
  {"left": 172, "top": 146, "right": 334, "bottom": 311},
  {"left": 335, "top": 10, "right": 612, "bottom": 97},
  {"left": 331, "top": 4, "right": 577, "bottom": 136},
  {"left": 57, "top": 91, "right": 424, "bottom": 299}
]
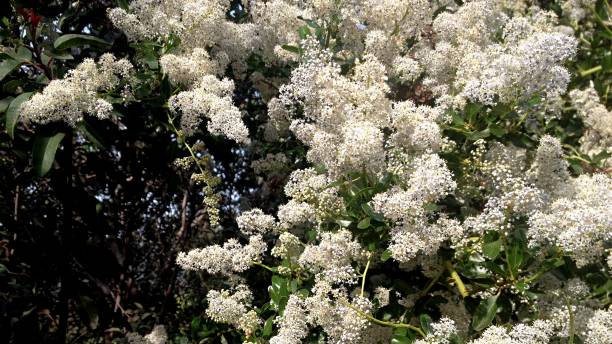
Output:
[
  {"left": 21, "top": 54, "right": 133, "bottom": 126},
  {"left": 176, "top": 235, "right": 266, "bottom": 275}
]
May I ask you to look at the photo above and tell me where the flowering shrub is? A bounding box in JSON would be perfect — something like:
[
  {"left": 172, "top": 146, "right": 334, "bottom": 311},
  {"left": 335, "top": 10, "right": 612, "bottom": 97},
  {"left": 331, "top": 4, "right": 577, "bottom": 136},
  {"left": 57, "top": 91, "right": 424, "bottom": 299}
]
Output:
[{"left": 1, "top": 0, "right": 611, "bottom": 343}]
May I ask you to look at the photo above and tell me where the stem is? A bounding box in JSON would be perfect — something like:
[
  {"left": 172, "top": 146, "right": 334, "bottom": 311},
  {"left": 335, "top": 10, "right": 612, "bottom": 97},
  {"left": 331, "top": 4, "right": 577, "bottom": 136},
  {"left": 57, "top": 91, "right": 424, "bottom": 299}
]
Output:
[
  {"left": 343, "top": 302, "right": 426, "bottom": 338},
  {"left": 580, "top": 65, "right": 602, "bottom": 77},
  {"left": 166, "top": 113, "right": 206, "bottom": 175},
  {"left": 445, "top": 261, "right": 469, "bottom": 298},
  {"left": 360, "top": 256, "right": 371, "bottom": 298},
  {"left": 420, "top": 271, "right": 442, "bottom": 297},
  {"left": 252, "top": 261, "right": 276, "bottom": 272}
]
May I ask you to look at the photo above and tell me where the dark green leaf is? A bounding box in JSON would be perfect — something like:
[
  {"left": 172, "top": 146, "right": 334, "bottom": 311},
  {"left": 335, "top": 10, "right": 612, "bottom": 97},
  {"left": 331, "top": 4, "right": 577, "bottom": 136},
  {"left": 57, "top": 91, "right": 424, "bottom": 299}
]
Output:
[
  {"left": 262, "top": 315, "right": 274, "bottom": 337},
  {"left": 357, "top": 217, "right": 371, "bottom": 229},
  {"left": 488, "top": 124, "right": 506, "bottom": 138},
  {"left": 79, "top": 296, "right": 99, "bottom": 329},
  {"left": 281, "top": 45, "right": 300, "bottom": 54},
  {"left": 4, "top": 46, "right": 32, "bottom": 62},
  {"left": 6, "top": 92, "right": 32, "bottom": 139},
  {"left": 471, "top": 293, "right": 499, "bottom": 331},
  {"left": 506, "top": 242, "right": 525, "bottom": 277},
  {"left": 298, "top": 26, "right": 311, "bottom": 39},
  {"left": 381, "top": 249, "right": 392, "bottom": 262},
  {"left": 419, "top": 314, "right": 433, "bottom": 334},
  {"left": 32, "top": 133, "right": 66, "bottom": 177},
  {"left": 0, "top": 58, "right": 20, "bottom": 82},
  {"left": 78, "top": 121, "right": 107, "bottom": 149},
  {"left": 482, "top": 240, "right": 502, "bottom": 259},
  {"left": 53, "top": 34, "right": 112, "bottom": 50},
  {"left": 0, "top": 95, "right": 14, "bottom": 113}
]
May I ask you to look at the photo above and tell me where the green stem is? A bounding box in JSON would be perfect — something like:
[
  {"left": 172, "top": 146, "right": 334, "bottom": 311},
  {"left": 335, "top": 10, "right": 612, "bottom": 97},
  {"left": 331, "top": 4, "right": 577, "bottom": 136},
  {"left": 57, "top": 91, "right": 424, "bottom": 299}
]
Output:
[
  {"left": 343, "top": 302, "right": 426, "bottom": 338},
  {"left": 580, "top": 65, "right": 602, "bottom": 77},
  {"left": 360, "top": 256, "right": 371, "bottom": 298},
  {"left": 252, "top": 261, "right": 276, "bottom": 273},
  {"left": 166, "top": 112, "right": 206, "bottom": 175},
  {"left": 445, "top": 261, "right": 469, "bottom": 298},
  {"left": 421, "top": 271, "right": 442, "bottom": 297}
]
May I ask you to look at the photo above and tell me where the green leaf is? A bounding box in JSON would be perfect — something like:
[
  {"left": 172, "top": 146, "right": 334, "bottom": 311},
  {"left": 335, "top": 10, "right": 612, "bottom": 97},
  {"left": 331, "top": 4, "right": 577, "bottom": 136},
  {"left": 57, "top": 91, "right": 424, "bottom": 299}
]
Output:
[
  {"left": 3, "top": 46, "right": 32, "bottom": 62},
  {"left": 381, "top": 249, "right": 392, "bottom": 262},
  {"left": 5, "top": 92, "right": 32, "bottom": 139},
  {"left": 506, "top": 242, "right": 525, "bottom": 277},
  {"left": 262, "top": 315, "right": 274, "bottom": 337},
  {"left": 79, "top": 295, "right": 99, "bottom": 329},
  {"left": 391, "top": 328, "right": 415, "bottom": 343},
  {"left": 32, "top": 133, "right": 66, "bottom": 177},
  {"left": 419, "top": 314, "right": 433, "bottom": 334},
  {"left": 117, "top": 0, "right": 130, "bottom": 10},
  {"left": 53, "top": 34, "right": 112, "bottom": 50},
  {"left": 43, "top": 48, "right": 74, "bottom": 60},
  {"left": 0, "top": 58, "right": 20, "bottom": 82},
  {"left": 281, "top": 45, "right": 300, "bottom": 54},
  {"left": 78, "top": 120, "right": 107, "bottom": 149},
  {"left": 482, "top": 240, "right": 502, "bottom": 259},
  {"left": 465, "top": 103, "right": 483, "bottom": 124},
  {"left": 488, "top": 124, "right": 506, "bottom": 138},
  {"left": 357, "top": 217, "right": 371, "bottom": 229},
  {"left": 298, "top": 26, "right": 311, "bottom": 39},
  {"left": 467, "top": 128, "right": 491, "bottom": 141},
  {"left": 471, "top": 293, "right": 499, "bottom": 331},
  {"left": 0, "top": 96, "right": 14, "bottom": 113}
]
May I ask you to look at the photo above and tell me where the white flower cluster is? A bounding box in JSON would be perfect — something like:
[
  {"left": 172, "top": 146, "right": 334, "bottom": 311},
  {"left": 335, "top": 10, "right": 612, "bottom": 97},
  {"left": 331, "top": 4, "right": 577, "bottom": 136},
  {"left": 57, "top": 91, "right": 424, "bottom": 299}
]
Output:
[
  {"left": 205, "top": 284, "right": 261, "bottom": 336},
  {"left": 251, "top": 153, "right": 289, "bottom": 176},
  {"left": 269, "top": 295, "right": 308, "bottom": 344},
  {"left": 421, "top": 2, "right": 577, "bottom": 106},
  {"left": 561, "top": 0, "right": 597, "bottom": 22},
  {"left": 416, "top": 317, "right": 554, "bottom": 344},
  {"left": 299, "top": 229, "right": 367, "bottom": 284},
  {"left": 569, "top": 84, "right": 612, "bottom": 166},
  {"left": 469, "top": 320, "right": 553, "bottom": 344},
  {"left": 168, "top": 76, "right": 249, "bottom": 143},
  {"left": 20, "top": 54, "right": 133, "bottom": 126},
  {"left": 529, "top": 173, "right": 612, "bottom": 267},
  {"left": 159, "top": 48, "right": 226, "bottom": 86},
  {"left": 176, "top": 235, "right": 266, "bottom": 275},
  {"left": 127, "top": 325, "right": 167, "bottom": 344},
  {"left": 414, "top": 317, "right": 457, "bottom": 344},
  {"left": 585, "top": 308, "right": 612, "bottom": 344},
  {"left": 236, "top": 208, "right": 277, "bottom": 235},
  {"left": 388, "top": 217, "right": 463, "bottom": 264}
]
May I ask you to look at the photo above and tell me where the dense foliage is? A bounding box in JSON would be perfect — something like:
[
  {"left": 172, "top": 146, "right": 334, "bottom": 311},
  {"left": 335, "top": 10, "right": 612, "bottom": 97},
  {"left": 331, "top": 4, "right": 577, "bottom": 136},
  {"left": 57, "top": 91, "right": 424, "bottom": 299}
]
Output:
[{"left": 0, "top": 0, "right": 610, "bottom": 343}]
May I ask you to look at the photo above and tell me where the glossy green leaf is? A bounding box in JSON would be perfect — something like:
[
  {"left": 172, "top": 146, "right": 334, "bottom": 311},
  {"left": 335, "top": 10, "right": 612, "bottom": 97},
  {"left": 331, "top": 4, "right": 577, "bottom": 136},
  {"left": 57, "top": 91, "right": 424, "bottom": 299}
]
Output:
[
  {"left": 262, "top": 315, "right": 274, "bottom": 337},
  {"left": 471, "top": 293, "right": 499, "bottom": 331},
  {"left": 78, "top": 120, "right": 107, "bottom": 149},
  {"left": 281, "top": 45, "right": 300, "bottom": 54},
  {"left": 53, "top": 34, "right": 112, "bottom": 50},
  {"left": 5, "top": 92, "right": 32, "bottom": 139},
  {"left": 506, "top": 242, "right": 525, "bottom": 277},
  {"left": 357, "top": 217, "right": 371, "bottom": 229},
  {"left": 32, "top": 132, "right": 66, "bottom": 177},
  {"left": 3, "top": 46, "right": 32, "bottom": 62},
  {"left": 482, "top": 240, "right": 502, "bottom": 259},
  {"left": 419, "top": 314, "right": 433, "bottom": 334},
  {"left": 0, "top": 95, "right": 14, "bottom": 113},
  {"left": 0, "top": 58, "right": 20, "bottom": 82},
  {"left": 381, "top": 249, "right": 392, "bottom": 262}
]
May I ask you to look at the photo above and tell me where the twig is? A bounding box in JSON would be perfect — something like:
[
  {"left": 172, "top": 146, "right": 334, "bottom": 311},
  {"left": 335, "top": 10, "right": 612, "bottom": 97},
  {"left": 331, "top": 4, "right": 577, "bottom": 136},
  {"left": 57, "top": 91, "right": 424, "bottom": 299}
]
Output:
[
  {"left": 343, "top": 301, "right": 426, "bottom": 338},
  {"left": 445, "top": 261, "right": 469, "bottom": 298}
]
